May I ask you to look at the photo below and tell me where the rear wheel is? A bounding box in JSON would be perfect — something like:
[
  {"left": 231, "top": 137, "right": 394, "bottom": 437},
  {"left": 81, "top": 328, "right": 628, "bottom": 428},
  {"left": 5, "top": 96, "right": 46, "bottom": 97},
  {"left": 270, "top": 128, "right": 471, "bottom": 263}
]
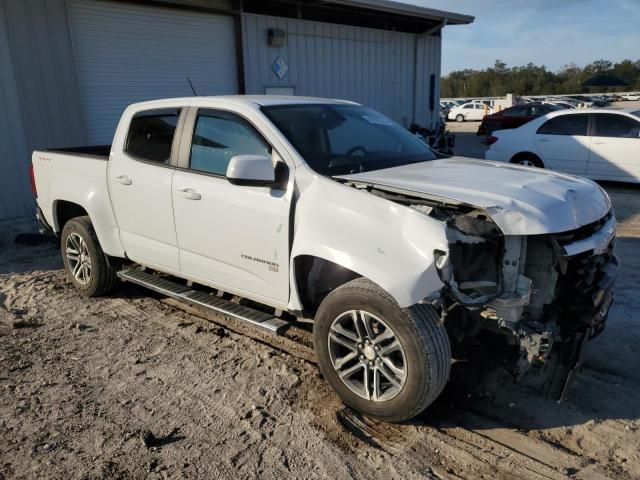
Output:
[
  {"left": 511, "top": 153, "right": 544, "bottom": 168},
  {"left": 313, "top": 278, "right": 451, "bottom": 422},
  {"left": 61, "top": 216, "right": 118, "bottom": 297},
  {"left": 455, "top": 114, "right": 465, "bottom": 122}
]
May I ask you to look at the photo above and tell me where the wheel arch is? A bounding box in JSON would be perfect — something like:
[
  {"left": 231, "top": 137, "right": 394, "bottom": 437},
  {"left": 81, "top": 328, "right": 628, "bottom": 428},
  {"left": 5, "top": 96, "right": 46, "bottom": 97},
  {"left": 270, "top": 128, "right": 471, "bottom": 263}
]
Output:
[
  {"left": 53, "top": 199, "right": 89, "bottom": 232},
  {"left": 292, "top": 255, "right": 362, "bottom": 317},
  {"left": 510, "top": 151, "right": 544, "bottom": 167},
  {"left": 289, "top": 245, "right": 445, "bottom": 316},
  {"left": 51, "top": 198, "right": 125, "bottom": 257}
]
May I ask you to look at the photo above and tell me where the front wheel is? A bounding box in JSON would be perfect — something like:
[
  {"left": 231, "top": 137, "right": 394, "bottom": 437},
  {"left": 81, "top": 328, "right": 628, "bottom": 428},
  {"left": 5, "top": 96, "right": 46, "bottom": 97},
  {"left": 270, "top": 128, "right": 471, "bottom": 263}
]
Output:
[
  {"left": 313, "top": 278, "right": 451, "bottom": 422},
  {"left": 455, "top": 114, "right": 465, "bottom": 122},
  {"left": 61, "top": 216, "right": 118, "bottom": 297}
]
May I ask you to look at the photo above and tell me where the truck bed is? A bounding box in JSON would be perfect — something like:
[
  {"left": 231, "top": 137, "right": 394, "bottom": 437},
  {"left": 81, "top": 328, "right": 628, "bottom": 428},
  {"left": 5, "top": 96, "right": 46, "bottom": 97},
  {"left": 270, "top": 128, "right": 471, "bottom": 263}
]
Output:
[
  {"left": 32, "top": 147, "right": 114, "bottom": 242},
  {"left": 40, "top": 145, "right": 111, "bottom": 160}
]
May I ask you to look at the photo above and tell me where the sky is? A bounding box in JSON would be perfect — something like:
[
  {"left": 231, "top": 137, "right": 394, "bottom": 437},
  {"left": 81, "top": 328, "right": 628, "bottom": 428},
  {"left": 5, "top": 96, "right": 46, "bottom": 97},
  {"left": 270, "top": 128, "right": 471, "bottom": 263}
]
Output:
[{"left": 401, "top": 0, "right": 640, "bottom": 75}]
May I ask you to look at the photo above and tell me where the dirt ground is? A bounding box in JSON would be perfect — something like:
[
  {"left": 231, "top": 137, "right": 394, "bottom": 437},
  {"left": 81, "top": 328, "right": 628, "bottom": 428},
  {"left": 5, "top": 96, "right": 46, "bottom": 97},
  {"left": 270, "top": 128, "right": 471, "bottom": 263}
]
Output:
[{"left": 2, "top": 138, "right": 640, "bottom": 478}]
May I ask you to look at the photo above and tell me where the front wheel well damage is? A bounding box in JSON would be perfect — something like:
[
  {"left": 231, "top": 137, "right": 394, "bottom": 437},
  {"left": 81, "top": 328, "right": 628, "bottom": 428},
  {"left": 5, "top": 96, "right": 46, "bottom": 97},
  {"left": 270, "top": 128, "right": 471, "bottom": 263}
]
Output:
[{"left": 293, "top": 255, "right": 360, "bottom": 317}]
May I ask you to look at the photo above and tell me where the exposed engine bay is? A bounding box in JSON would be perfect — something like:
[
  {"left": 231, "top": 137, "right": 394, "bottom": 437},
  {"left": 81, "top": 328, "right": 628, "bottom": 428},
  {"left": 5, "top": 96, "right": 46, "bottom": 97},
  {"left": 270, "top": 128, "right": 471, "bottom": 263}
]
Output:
[{"left": 355, "top": 182, "right": 619, "bottom": 398}]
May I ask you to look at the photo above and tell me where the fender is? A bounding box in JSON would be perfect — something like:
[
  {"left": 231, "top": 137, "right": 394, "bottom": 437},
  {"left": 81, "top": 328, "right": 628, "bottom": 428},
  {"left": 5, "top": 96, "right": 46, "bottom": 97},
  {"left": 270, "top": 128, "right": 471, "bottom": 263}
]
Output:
[
  {"left": 40, "top": 157, "right": 125, "bottom": 257},
  {"left": 288, "top": 171, "right": 448, "bottom": 310}
]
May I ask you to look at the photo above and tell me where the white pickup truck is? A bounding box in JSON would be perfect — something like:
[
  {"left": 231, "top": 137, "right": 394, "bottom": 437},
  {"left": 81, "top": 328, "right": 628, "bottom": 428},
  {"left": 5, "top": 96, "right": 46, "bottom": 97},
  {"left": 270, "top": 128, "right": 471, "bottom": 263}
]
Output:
[{"left": 32, "top": 96, "right": 618, "bottom": 422}]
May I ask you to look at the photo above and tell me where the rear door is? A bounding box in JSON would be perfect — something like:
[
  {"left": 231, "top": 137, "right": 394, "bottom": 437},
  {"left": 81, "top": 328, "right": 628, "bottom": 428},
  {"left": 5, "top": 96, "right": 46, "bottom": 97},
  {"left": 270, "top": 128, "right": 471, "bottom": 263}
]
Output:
[
  {"left": 108, "top": 108, "right": 184, "bottom": 270},
  {"left": 500, "top": 106, "right": 529, "bottom": 129},
  {"left": 171, "top": 107, "right": 292, "bottom": 305},
  {"left": 534, "top": 114, "right": 590, "bottom": 174},
  {"left": 587, "top": 113, "right": 640, "bottom": 181}
]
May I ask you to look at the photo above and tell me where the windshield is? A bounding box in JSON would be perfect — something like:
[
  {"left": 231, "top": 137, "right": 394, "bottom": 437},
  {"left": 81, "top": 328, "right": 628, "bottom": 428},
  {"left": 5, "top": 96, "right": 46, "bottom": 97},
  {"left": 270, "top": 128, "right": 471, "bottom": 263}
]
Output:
[
  {"left": 632, "top": 110, "right": 640, "bottom": 120},
  {"left": 262, "top": 104, "right": 437, "bottom": 175}
]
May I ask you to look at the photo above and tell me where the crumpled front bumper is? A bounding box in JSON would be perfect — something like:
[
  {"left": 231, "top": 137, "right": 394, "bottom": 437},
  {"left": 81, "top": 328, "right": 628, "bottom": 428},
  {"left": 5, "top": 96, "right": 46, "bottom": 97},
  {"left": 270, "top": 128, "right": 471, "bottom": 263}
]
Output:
[
  {"left": 583, "top": 253, "right": 618, "bottom": 339},
  {"left": 549, "top": 253, "right": 618, "bottom": 400}
]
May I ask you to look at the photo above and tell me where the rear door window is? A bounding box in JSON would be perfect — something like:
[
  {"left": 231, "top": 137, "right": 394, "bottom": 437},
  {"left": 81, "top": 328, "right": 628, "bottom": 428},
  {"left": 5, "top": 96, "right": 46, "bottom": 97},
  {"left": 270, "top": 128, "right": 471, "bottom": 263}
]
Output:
[
  {"left": 189, "top": 110, "right": 271, "bottom": 176},
  {"left": 503, "top": 106, "right": 528, "bottom": 117},
  {"left": 593, "top": 114, "right": 640, "bottom": 138},
  {"left": 537, "top": 115, "right": 589, "bottom": 136},
  {"left": 528, "top": 105, "right": 551, "bottom": 116},
  {"left": 125, "top": 109, "right": 180, "bottom": 164}
]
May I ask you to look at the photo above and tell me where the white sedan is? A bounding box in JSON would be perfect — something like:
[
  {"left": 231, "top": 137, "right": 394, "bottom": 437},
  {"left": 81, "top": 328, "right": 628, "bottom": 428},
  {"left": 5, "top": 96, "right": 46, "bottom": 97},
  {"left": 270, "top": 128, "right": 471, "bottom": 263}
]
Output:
[
  {"left": 447, "top": 102, "right": 490, "bottom": 122},
  {"left": 485, "top": 109, "right": 640, "bottom": 183}
]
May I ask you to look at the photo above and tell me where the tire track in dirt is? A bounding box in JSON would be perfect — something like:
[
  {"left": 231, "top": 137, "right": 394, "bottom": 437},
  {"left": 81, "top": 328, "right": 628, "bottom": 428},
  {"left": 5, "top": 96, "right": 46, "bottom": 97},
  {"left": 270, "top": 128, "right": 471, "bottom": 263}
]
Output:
[
  {"left": 2, "top": 237, "right": 638, "bottom": 479},
  {"left": 162, "top": 295, "right": 618, "bottom": 479}
]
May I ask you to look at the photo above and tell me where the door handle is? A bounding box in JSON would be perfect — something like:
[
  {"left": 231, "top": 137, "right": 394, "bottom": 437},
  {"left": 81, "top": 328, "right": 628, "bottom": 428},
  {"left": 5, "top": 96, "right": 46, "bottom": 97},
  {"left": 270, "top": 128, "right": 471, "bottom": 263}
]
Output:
[
  {"left": 592, "top": 141, "right": 606, "bottom": 145},
  {"left": 537, "top": 138, "right": 550, "bottom": 143},
  {"left": 115, "top": 175, "right": 132, "bottom": 185},
  {"left": 177, "top": 187, "right": 201, "bottom": 200}
]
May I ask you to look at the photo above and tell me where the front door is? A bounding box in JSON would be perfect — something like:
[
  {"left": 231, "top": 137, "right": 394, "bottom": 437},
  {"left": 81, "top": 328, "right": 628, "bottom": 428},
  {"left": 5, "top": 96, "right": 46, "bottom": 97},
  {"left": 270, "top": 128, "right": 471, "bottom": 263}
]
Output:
[
  {"left": 587, "top": 113, "right": 640, "bottom": 181},
  {"left": 534, "top": 113, "right": 590, "bottom": 174},
  {"left": 172, "top": 108, "right": 292, "bottom": 305},
  {"left": 108, "top": 108, "right": 182, "bottom": 270}
]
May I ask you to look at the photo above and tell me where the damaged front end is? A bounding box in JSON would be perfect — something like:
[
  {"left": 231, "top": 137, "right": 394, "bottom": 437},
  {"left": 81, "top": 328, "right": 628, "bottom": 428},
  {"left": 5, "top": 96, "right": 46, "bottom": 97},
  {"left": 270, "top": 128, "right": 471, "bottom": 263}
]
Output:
[
  {"left": 369, "top": 185, "right": 619, "bottom": 399},
  {"left": 439, "top": 207, "right": 618, "bottom": 399}
]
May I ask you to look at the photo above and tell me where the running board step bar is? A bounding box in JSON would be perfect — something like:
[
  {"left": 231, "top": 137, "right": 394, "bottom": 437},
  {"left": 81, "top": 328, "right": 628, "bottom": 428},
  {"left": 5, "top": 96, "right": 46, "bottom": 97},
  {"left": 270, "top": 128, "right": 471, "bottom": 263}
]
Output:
[{"left": 117, "top": 269, "right": 289, "bottom": 335}]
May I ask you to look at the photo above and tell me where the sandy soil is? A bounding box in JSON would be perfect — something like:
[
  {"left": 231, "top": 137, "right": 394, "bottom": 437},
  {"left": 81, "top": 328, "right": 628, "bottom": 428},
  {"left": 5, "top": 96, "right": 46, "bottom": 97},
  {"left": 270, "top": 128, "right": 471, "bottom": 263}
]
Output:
[{"left": 1, "top": 183, "right": 639, "bottom": 480}]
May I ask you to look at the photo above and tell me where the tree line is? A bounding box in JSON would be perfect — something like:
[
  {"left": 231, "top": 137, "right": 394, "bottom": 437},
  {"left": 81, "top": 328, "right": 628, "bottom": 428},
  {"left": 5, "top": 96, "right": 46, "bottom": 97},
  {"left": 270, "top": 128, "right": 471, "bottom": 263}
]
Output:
[{"left": 441, "top": 59, "right": 640, "bottom": 98}]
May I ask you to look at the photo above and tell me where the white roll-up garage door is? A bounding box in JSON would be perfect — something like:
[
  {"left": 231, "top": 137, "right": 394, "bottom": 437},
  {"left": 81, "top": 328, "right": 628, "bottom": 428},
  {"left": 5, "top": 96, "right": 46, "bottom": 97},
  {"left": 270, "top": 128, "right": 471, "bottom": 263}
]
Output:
[{"left": 67, "top": 0, "right": 238, "bottom": 144}]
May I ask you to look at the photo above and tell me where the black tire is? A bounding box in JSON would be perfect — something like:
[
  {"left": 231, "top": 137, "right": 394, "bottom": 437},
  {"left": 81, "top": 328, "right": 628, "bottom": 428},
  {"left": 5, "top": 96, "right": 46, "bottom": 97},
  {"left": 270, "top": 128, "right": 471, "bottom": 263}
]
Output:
[
  {"left": 313, "top": 278, "right": 451, "bottom": 422},
  {"left": 511, "top": 153, "right": 544, "bottom": 168},
  {"left": 455, "top": 114, "right": 465, "bottom": 122},
  {"left": 61, "top": 216, "right": 118, "bottom": 297}
]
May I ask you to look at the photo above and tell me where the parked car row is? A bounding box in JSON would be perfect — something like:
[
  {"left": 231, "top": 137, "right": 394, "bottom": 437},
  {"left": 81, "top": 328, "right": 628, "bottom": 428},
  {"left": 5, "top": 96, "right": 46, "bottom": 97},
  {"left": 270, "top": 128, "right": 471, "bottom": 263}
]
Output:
[
  {"left": 485, "top": 108, "right": 640, "bottom": 183},
  {"left": 444, "top": 91, "right": 640, "bottom": 122},
  {"left": 477, "top": 103, "right": 559, "bottom": 136}
]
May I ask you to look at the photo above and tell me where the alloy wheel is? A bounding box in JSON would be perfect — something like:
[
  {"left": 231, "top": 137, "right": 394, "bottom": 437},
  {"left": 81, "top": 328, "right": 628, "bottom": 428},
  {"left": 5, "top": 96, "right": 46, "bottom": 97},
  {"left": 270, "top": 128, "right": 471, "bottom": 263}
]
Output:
[
  {"left": 65, "top": 232, "right": 92, "bottom": 285},
  {"left": 328, "top": 310, "right": 407, "bottom": 402}
]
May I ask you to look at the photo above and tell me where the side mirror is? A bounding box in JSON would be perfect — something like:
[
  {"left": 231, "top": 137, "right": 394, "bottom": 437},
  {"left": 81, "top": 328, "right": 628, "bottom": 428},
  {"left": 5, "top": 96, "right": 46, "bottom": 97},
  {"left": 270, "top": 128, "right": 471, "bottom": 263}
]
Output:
[{"left": 226, "top": 155, "right": 276, "bottom": 187}]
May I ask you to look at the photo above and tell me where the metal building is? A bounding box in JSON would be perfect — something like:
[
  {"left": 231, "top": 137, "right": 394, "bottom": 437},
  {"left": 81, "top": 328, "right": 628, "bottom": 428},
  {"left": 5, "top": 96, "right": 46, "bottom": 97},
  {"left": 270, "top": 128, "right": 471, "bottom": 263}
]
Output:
[{"left": 0, "top": 0, "right": 472, "bottom": 220}]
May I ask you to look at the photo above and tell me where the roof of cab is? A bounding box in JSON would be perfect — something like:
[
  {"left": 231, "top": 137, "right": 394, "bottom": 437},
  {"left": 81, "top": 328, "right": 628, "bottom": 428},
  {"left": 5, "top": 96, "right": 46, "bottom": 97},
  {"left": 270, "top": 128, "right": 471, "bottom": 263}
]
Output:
[
  {"left": 216, "top": 95, "right": 358, "bottom": 106},
  {"left": 128, "top": 95, "right": 359, "bottom": 110}
]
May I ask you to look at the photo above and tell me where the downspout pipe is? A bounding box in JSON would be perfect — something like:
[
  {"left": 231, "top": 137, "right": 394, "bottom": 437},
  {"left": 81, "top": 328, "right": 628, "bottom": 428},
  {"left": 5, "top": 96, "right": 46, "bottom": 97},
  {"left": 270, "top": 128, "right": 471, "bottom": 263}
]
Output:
[{"left": 412, "top": 19, "right": 447, "bottom": 126}]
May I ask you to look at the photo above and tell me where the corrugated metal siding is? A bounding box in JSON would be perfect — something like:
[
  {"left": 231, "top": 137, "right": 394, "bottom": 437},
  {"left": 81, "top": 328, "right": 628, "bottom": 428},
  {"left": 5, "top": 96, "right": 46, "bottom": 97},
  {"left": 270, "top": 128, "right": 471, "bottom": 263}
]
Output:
[
  {"left": 242, "top": 13, "right": 419, "bottom": 127},
  {"left": 0, "top": 1, "right": 31, "bottom": 220},
  {"left": 67, "top": 0, "right": 239, "bottom": 144},
  {"left": 0, "top": 0, "right": 86, "bottom": 220}
]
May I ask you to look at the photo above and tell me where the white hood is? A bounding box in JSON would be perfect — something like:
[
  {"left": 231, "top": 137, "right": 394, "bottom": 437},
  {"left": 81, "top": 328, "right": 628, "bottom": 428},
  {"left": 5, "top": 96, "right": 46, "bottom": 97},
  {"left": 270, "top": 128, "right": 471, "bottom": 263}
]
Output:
[{"left": 339, "top": 158, "right": 611, "bottom": 235}]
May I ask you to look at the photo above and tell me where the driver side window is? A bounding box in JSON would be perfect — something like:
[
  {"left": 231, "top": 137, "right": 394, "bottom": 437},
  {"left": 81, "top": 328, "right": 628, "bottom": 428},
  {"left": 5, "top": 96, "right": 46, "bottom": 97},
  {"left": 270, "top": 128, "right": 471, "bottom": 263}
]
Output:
[{"left": 190, "top": 110, "right": 271, "bottom": 176}]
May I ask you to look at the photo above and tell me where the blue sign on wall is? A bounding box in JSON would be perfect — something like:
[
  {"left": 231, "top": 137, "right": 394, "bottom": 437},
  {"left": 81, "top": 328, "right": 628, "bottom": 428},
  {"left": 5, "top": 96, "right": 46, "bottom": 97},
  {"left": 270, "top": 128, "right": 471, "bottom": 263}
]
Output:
[{"left": 272, "top": 57, "right": 289, "bottom": 79}]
